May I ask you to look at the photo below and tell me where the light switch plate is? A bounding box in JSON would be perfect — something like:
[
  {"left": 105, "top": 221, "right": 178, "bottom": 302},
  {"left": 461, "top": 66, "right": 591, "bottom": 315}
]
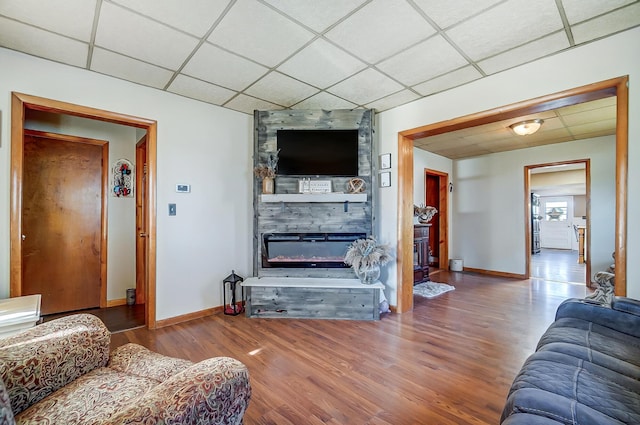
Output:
[{"left": 168, "top": 203, "right": 176, "bottom": 216}]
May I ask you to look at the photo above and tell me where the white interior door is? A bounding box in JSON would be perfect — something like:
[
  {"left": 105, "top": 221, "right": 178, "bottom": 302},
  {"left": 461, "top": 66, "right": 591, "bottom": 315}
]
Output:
[{"left": 540, "top": 196, "right": 574, "bottom": 249}]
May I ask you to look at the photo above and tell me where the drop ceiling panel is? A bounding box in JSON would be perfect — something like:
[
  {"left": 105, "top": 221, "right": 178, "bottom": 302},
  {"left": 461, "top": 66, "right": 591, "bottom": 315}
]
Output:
[
  {"left": 263, "top": 0, "right": 368, "bottom": 32},
  {"left": 412, "top": 0, "right": 504, "bottom": 29},
  {"left": 225, "top": 94, "right": 281, "bottom": 115},
  {"left": 245, "top": 72, "right": 319, "bottom": 107},
  {"left": 376, "top": 35, "right": 469, "bottom": 86},
  {"left": 277, "top": 38, "right": 367, "bottom": 89},
  {"left": 207, "top": 0, "right": 314, "bottom": 67},
  {"left": 168, "top": 74, "right": 236, "bottom": 105},
  {"left": 294, "top": 92, "right": 357, "bottom": 110},
  {"left": 110, "top": 0, "right": 229, "bottom": 37},
  {"left": 569, "top": 119, "right": 617, "bottom": 136},
  {"left": 182, "top": 43, "right": 268, "bottom": 91},
  {"left": 365, "top": 89, "right": 421, "bottom": 112},
  {"left": 446, "top": 0, "right": 563, "bottom": 61},
  {"left": 571, "top": 3, "right": 640, "bottom": 44},
  {"left": 325, "top": 0, "right": 436, "bottom": 64},
  {"left": 412, "top": 66, "right": 482, "bottom": 96},
  {"left": 90, "top": 48, "right": 174, "bottom": 89},
  {"left": 0, "top": 17, "right": 88, "bottom": 67},
  {"left": 561, "top": 0, "right": 636, "bottom": 24},
  {"left": 328, "top": 68, "right": 404, "bottom": 105},
  {"left": 559, "top": 105, "right": 617, "bottom": 126},
  {"left": 96, "top": 2, "right": 199, "bottom": 70},
  {"left": 0, "top": 0, "right": 97, "bottom": 41}
]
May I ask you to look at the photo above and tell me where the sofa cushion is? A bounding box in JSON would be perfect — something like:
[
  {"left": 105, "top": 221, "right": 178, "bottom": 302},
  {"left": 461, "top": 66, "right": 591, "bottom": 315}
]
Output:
[
  {"left": 108, "top": 343, "right": 193, "bottom": 382},
  {"left": 503, "top": 350, "right": 640, "bottom": 424},
  {"left": 0, "top": 314, "right": 110, "bottom": 415},
  {"left": 15, "top": 367, "right": 158, "bottom": 424}
]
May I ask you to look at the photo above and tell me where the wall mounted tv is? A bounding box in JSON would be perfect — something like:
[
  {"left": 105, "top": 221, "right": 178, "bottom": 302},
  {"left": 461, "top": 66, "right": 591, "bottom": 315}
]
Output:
[{"left": 276, "top": 129, "right": 359, "bottom": 176}]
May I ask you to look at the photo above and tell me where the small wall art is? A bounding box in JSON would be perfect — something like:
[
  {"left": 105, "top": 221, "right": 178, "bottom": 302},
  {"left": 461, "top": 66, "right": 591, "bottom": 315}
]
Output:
[
  {"left": 379, "top": 153, "right": 391, "bottom": 169},
  {"left": 112, "top": 158, "right": 134, "bottom": 197},
  {"left": 380, "top": 171, "right": 391, "bottom": 188}
]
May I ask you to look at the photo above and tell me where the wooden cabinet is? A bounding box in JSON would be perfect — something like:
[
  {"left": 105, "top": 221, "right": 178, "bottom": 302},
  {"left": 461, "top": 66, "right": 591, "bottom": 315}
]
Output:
[{"left": 414, "top": 225, "right": 430, "bottom": 284}]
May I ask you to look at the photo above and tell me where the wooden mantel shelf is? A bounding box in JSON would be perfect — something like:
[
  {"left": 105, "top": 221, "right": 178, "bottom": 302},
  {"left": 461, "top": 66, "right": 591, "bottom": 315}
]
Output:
[{"left": 260, "top": 193, "right": 367, "bottom": 203}]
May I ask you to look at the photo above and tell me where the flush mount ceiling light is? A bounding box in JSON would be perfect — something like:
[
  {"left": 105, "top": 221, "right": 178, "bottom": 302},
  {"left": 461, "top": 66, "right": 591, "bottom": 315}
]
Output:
[{"left": 509, "top": 119, "right": 544, "bottom": 136}]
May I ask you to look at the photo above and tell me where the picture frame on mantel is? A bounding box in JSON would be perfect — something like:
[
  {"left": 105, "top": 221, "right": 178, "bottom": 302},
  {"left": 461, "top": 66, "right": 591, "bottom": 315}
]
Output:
[
  {"left": 380, "top": 171, "right": 391, "bottom": 188},
  {"left": 379, "top": 153, "right": 391, "bottom": 169}
]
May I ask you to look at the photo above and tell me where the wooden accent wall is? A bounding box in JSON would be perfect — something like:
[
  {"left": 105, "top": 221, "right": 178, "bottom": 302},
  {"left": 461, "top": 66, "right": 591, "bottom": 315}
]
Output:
[{"left": 253, "top": 109, "right": 376, "bottom": 278}]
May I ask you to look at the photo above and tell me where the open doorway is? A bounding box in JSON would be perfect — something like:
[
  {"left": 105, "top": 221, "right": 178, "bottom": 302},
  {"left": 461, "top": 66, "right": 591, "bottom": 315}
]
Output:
[
  {"left": 527, "top": 161, "right": 589, "bottom": 285},
  {"left": 10, "top": 92, "right": 158, "bottom": 329},
  {"left": 423, "top": 169, "right": 449, "bottom": 275}
]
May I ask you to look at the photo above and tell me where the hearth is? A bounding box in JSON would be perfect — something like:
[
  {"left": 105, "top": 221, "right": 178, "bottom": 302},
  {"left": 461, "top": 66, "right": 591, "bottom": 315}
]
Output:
[{"left": 262, "top": 232, "right": 366, "bottom": 268}]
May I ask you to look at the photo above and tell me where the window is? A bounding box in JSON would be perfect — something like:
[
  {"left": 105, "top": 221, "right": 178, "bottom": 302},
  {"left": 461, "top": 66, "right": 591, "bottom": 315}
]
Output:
[{"left": 545, "top": 201, "right": 567, "bottom": 221}]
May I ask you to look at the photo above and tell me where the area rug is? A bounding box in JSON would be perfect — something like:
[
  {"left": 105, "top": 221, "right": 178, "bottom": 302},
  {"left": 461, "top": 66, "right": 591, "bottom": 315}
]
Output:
[{"left": 413, "top": 282, "right": 455, "bottom": 299}]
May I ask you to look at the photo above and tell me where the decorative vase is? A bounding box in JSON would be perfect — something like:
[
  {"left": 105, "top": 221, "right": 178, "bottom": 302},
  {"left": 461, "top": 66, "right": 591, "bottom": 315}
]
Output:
[
  {"left": 355, "top": 264, "right": 380, "bottom": 284},
  {"left": 262, "top": 177, "right": 274, "bottom": 194}
]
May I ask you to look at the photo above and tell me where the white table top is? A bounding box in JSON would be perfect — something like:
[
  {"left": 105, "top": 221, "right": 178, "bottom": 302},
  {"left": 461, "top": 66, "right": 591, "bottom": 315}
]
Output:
[{"left": 0, "top": 294, "right": 41, "bottom": 325}]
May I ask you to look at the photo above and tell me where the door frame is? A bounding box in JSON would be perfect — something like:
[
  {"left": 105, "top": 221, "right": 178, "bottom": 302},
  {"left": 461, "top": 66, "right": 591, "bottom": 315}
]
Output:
[
  {"left": 525, "top": 160, "right": 591, "bottom": 285},
  {"left": 397, "top": 76, "right": 628, "bottom": 313},
  {"left": 10, "top": 92, "right": 159, "bottom": 329},
  {"left": 424, "top": 168, "right": 449, "bottom": 271},
  {"left": 135, "top": 136, "right": 147, "bottom": 305}
]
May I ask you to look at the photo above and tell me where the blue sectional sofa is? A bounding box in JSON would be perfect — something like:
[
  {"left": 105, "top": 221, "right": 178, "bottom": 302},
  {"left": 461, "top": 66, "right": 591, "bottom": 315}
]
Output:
[{"left": 501, "top": 297, "right": 640, "bottom": 424}]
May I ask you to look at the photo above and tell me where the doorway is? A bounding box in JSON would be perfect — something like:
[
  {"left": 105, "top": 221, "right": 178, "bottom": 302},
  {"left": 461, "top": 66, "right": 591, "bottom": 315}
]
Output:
[
  {"left": 396, "top": 77, "right": 628, "bottom": 313},
  {"left": 10, "top": 92, "right": 159, "bottom": 329},
  {"left": 424, "top": 169, "right": 449, "bottom": 272}
]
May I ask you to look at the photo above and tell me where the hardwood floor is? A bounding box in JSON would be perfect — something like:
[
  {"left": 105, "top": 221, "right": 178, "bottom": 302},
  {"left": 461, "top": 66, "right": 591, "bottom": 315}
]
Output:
[
  {"left": 111, "top": 271, "right": 588, "bottom": 424},
  {"left": 44, "top": 303, "right": 145, "bottom": 333},
  {"left": 530, "top": 248, "right": 586, "bottom": 284}
]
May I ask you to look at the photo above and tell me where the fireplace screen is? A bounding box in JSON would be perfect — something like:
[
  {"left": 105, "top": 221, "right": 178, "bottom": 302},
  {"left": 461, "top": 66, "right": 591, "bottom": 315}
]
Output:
[{"left": 262, "top": 233, "right": 366, "bottom": 268}]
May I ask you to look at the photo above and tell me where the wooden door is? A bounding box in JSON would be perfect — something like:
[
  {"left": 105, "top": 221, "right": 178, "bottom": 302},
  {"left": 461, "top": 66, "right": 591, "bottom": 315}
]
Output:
[
  {"left": 540, "top": 196, "right": 574, "bottom": 249},
  {"left": 22, "top": 130, "right": 107, "bottom": 315},
  {"left": 135, "top": 136, "right": 147, "bottom": 305},
  {"left": 424, "top": 169, "right": 449, "bottom": 270}
]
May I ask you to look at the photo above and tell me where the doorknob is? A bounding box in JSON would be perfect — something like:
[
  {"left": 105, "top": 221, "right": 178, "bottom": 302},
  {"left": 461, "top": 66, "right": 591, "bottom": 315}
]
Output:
[
  {"left": 22, "top": 234, "right": 26, "bottom": 241},
  {"left": 139, "top": 232, "right": 147, "bottom": 237}
]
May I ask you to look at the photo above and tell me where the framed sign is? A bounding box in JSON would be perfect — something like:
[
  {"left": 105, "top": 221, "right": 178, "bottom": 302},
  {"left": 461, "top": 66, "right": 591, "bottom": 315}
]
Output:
[{"left": 379, "top": 153, "right": 391, "bottom": 169}]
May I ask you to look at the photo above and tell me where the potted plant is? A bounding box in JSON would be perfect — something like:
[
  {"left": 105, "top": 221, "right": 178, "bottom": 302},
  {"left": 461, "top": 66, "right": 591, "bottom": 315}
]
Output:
[
  {"left": 344, "top": 237, "right": 392, "bottom": 284},
  {"left": 254, "top": 150, "right": 279, "bottom": 194},
  {"left": 413, "top": 204, "right": 438, "bottom": 224}
]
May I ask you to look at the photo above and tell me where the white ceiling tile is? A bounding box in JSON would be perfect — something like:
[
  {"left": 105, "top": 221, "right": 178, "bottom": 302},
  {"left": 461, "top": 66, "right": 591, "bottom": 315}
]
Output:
[
  {"left": 95, "top": 2, "right": 199, "bottom": 70},
  {"left": 478, "top": 31, "right": 569, "bottom": 75},
  {"left": 377, "top": 35, "right": 468, "bottom": 86},
  {"left": 325, "top": 0, "right": 436, "bottom": 64},
  {"left": 0, "top": 17, "right": 88, "bottom": 67},
  {"left": 412, "top": 0, "right": 503, "bottom": 28},
  {"left": 182, "top": 43, "right": 268, "bottom": 91},
  {"left": 225, "top": 94, "right": 282, "bottom": 115},
  {"left": 561, "top": 0, "right": 636, "bottom": 24},
  {"left": 90, "top": 48, "right": 174, "bottom": 89},
  {"left": 293, "top": 92, "right": 357, "bottom": 110},
  {"left": 0, "top": 0, "right": 96, "bottom": 41},
  {"left": 572, "top": 3, "right": 640, "bottom": 44},
  {"left": 208, "top": 0, "right": 314, "bottom": 67},
  {"left": 412, "top": 66, "right": 482, "bottom": 96},
  {"left": 328, "top": 68, "right": 404, "bottom": 105},
  {"left": 168, "top": 74, "right": 236, "bottom": 105},
  {"left": 263, "top": 0, "right": 367, "bottom": 32},
  {"left": 446, "top": 0, "right": 563, "bottom": 61},
  {"left": 365, "top": 90, "right": 421, "bottom": 112},
  {"left": 245, "top": 72, "right": 319, "bottom": 107},
  {"left": 277, "top": 39, "right": 366, "bottom": 89},
  {"left": 110, "top": 0, "right": 229, "bottom": 37}
]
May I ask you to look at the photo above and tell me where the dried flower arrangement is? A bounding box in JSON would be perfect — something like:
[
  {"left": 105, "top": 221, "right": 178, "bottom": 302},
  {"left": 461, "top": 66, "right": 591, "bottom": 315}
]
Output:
[
  {"left": 414, "top": 204, "right": 438, "bottom": 223},
  {"left": 253, "top": 150, "right": 280, "bottom": 179},
  {"left": 344, "top": 237, "right": 392, "bottom": 274}
]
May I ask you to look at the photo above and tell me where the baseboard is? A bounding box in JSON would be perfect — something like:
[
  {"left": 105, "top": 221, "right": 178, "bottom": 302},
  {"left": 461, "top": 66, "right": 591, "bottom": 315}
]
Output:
[
  {"left": 106, "top": 298, "right": 126, "bottom": 307},
  {"left": 155, "top": 306, "right": 223, "bottom": 329},
  {"left": 461, "top": 267, "right": 525, "bottom": 280}
]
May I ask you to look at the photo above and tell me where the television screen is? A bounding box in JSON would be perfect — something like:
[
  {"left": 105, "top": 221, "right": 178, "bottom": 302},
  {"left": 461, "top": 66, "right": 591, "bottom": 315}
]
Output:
[{"left": 276, "top": 129, "right": 359, "bottom": 176}]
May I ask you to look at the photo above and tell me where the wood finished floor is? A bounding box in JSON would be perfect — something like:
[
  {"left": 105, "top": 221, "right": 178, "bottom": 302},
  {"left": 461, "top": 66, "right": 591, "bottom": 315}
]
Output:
[
  {"left": 44, "top": 303, "right": 145, "bottom": 333},
  {"left": 111, "top": 271, "right": 589, "bottom": 425},
  {"left": 530, "top": 248, "right": 586, "bottom": 284}
]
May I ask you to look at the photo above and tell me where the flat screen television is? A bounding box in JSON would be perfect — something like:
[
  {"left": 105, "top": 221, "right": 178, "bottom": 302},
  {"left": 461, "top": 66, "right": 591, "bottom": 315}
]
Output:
[{"left": 276, "top": 129, "right": 359, "bottom": 176}]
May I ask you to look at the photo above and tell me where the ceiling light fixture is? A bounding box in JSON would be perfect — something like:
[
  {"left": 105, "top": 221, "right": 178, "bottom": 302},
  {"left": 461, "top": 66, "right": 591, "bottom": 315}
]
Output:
[{"left": 509, "top": 119, "right": 544, "bottom": 136}]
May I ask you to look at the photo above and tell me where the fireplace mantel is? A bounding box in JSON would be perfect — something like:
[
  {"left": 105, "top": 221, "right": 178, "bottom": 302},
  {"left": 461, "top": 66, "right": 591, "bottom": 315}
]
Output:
[{"left": 260, "top": 193, "right": 367, "bottom": 203}]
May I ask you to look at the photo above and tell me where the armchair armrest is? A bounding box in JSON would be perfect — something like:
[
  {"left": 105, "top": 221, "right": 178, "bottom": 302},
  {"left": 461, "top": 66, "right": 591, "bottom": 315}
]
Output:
[
  {"left": 108, "top": 357, "right": 251, "bottom": 425},
  {"left": 611, "top": 296, "right": 640, "bottom": 316},
  {"left": 0, "top": 314, "right": 110, "bottom": 415},
  {"left": 555, "top": 297, "right": 640, "bottom": 338}
]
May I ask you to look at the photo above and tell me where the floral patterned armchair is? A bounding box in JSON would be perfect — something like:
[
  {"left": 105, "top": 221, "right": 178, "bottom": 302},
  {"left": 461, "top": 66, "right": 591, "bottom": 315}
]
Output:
[{"left": 0, "top": 314, "right": 250, "bottom": 424}]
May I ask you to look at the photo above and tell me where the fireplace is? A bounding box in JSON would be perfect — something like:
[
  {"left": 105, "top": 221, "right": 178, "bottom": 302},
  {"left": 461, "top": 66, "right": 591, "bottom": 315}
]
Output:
[{"left": 262, "top": 232, "right": 366, "bottom": 268}]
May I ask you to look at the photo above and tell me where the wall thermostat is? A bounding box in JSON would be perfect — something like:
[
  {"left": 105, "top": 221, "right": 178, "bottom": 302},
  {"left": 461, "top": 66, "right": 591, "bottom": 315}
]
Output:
[{"left": 176, "top": 184, "right": 191, "bottom": 193}]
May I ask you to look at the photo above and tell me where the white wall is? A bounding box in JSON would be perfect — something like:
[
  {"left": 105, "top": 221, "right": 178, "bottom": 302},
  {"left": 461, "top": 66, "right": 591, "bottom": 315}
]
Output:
[
  {"left": 23, "top": 112, "right": 138, "bottom": 302},
  {"left": 0, "top": 47, "right": 253, "bottom": 321},
  {"left": 453, "top": 136, "right": 614, "bottom": 280},
  {"left": 378, "top": 26, "right": 640, "bottom": 303}
]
